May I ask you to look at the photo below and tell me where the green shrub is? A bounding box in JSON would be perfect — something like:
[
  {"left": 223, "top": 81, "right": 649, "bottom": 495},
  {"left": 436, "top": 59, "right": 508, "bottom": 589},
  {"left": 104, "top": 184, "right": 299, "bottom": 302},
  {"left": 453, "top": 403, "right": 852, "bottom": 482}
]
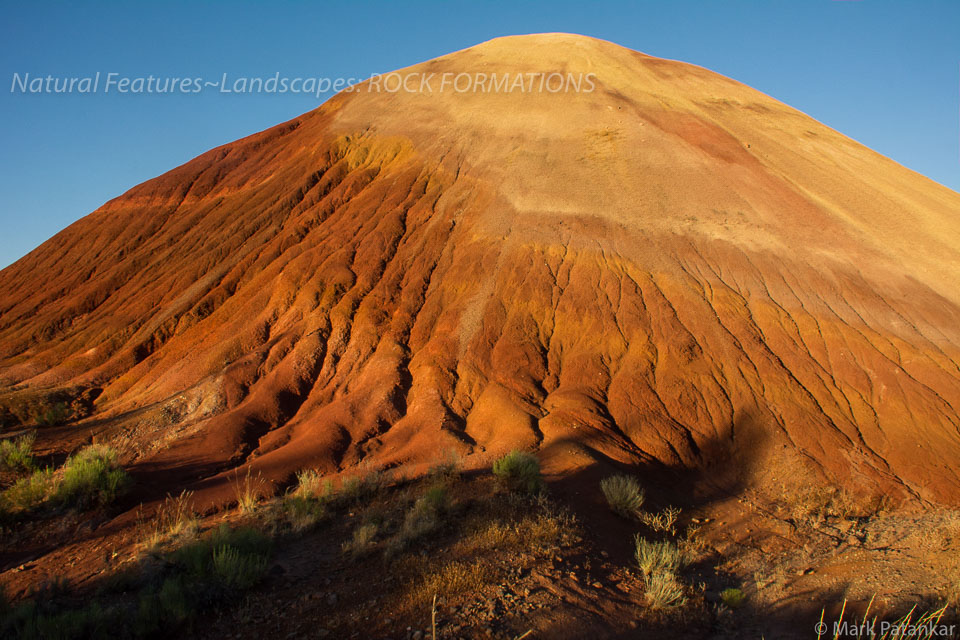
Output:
[
  {"left": 492, "top": 450, "right": 543, "bottom": 494},
  {"left": 1, "top": 598, "right": 114, "bottom": 640},
  {"left": 645, "top": 571, "right": 686, "bottom": 610},
  {"left": 720, "top": 587, "right": 745, "bottom": 608},
  {"left": 56, "top": 445, "right": 128, "bottom": 508},
  {"left": 600, "top": 474, "right": 645, "bottom": 518},
  {"left": 171, "top": 524, "right": 272, "bottom": 591},
  {"left": 0, "top": 432, "right": 37, "bottom": 472},
  {"left": 635, "top": 536, "right": 685, "bottom": 576},
  {"left": 212, "top": 545, "right": 269, "bottom": 590},
  {"left": 136, "top": 576, "right": 194, "bottom": 634}
]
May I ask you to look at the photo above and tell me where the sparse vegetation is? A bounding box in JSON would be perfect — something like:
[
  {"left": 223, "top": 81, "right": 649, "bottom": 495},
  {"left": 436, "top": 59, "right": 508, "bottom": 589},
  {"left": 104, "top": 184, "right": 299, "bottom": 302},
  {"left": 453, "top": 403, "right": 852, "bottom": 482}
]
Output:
[
  {"left": 600, "top": 474, "right": 645, "bottom": 518},
  {"left": 0, "top": 432, "right": 37, "bottom": 472},
  {"left": 492, "top": 450, "right": 543, "bottom": 494},
  {"left": 0, "top": 391, "right": 80, "bottom": 429},
  {"left": 634, "top": 536, "right": 685, "bottom": 576},
  {"left": 340, "top": 467, "right": 391, "bottom": 504}
]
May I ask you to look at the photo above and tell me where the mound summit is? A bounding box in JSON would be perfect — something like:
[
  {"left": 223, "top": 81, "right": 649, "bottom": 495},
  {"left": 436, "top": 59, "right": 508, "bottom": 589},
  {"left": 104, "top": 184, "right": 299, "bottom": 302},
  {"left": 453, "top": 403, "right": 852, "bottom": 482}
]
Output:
[{"left": 2, "top": 34, "right": 960, "bottom": 508}]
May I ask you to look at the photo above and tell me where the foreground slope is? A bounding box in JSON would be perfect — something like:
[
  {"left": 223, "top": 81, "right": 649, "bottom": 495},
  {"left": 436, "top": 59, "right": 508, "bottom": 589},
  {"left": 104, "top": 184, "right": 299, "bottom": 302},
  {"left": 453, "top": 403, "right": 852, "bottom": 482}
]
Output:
[{"left": 1, "top": 34, "right": 959, "bottom": 506}]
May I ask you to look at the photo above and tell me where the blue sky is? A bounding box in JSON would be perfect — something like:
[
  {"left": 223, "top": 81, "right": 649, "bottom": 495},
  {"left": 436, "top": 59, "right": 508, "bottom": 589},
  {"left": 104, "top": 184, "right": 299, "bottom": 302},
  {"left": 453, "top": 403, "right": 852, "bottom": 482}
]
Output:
[{"left": 0, "top": 0, "right": 957, "bottom": 269}]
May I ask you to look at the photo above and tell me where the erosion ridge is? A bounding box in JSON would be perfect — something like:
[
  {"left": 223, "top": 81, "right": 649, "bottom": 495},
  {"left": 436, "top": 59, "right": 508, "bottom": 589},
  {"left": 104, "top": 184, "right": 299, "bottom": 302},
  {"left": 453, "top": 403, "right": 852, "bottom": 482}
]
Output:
[{"left": 1, "top": 33, "right": 959, "bottom": 509}]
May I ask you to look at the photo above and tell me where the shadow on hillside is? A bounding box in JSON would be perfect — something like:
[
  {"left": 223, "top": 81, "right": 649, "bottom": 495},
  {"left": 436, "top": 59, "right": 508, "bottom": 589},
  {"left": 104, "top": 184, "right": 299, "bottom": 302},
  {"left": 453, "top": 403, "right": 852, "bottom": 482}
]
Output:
[{"left": 522, "top": 413, "right": 939, "bottom": 640}]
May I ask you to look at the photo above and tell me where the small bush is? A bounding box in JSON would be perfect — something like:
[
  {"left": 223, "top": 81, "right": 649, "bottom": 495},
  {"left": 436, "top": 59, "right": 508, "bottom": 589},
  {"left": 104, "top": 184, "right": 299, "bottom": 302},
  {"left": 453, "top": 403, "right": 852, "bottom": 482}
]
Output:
[
  {"left": 2, "top": 468, "right": 55, "bottom": 511},
  {"left": 492, "top": 450, "right": 543, "bottom": 494},
  {"left": 282, "top": 494, "right": 326, "bottom": 532},
  {"left": 391, "top": 484, "right": 454, "bottom": 552},
  {"left": 396, "top": 497, "right": 441, "bottom": 549},
  {"left": 600, "top": 475, "right": 645, "bottom": 518},
  {"left": 0, "top": 432, "right": 37, "bottom": 472},
  {"left": 641, "top": 506, "right": 681, "bottom": 535},
  {"left": 720, "top": 587, "right": 745, "bottom": 609},
  {"left": 645, "top": 571, "right": 686, "bottom": 610},
  {"left": 135, "top": 576, "right": 194, "bottom": 633},
  {"left": 635, "top": 537, "right": 685, "bottom": 576},
  {"left": 423, "top": 484, "right": 450, "bottom": 512},
  {"left": 56, "top": 445, "right": 128, "bottom": 508},
  {"left": 342, "top": 523, "right": 378, "bottom": 558}
]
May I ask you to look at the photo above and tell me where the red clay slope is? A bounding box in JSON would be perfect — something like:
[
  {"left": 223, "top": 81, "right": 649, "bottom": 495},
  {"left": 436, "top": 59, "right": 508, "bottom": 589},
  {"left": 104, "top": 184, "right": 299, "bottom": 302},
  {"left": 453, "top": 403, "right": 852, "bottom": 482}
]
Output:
[{"left": 2, "top": 34, "right": 960, "bottom": 507}]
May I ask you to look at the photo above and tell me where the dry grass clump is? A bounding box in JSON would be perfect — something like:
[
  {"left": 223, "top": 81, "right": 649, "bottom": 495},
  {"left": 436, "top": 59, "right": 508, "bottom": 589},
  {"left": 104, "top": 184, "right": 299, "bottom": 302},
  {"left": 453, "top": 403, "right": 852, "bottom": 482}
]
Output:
[
  {"left": 645, "top": 571, "right": 686, "bottom": 610},
  {"left": 785, "top": 485, "right": 860, "bottom": 528},
  {"left": 635, "top": 537, "right": 685, "bottom": 576},
  {"left": 269, "top": 469, "right": 334, "bottom": 533},
  {"left": 233, "top": 470, "right": 261, "bottom": 514},
  {"left": 143, "top": 491, "right": 200, "bottom": 551},
  {"left": 458, "top": 497, "right": 574, "bottom": 558},
  {"left": 427, "top": 451, "right": 463, "bottom": 484},
  {"left": 600, "top": 474, "right": 645, "bottom": 518},
  {"left": 293, "top": 469, "right": 331, "bottom": 500},
  {"left": 408, "top": 559, "right": 492, "bottom": 607}
]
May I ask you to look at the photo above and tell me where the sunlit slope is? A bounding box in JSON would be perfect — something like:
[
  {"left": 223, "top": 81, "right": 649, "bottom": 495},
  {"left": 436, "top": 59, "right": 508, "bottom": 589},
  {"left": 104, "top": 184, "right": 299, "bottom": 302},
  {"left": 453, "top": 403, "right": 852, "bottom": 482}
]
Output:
[{"left": 1, "top": 34, "right": 959, "bottom": 504}]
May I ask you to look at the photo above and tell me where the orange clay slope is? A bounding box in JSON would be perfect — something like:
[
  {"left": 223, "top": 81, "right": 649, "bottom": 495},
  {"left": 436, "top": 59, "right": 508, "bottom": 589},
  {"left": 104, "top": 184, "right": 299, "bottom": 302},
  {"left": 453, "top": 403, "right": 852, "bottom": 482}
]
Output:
[{"left": 2, "top": 34, "right": 959, "bottom": 508}]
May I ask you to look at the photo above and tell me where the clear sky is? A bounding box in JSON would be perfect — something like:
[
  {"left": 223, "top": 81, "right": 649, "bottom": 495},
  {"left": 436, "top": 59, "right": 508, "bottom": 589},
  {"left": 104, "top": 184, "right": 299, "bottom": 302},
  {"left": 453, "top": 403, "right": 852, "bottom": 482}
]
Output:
[{"left": 0, "top": 0, "right": 957, "bottom": 269}]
